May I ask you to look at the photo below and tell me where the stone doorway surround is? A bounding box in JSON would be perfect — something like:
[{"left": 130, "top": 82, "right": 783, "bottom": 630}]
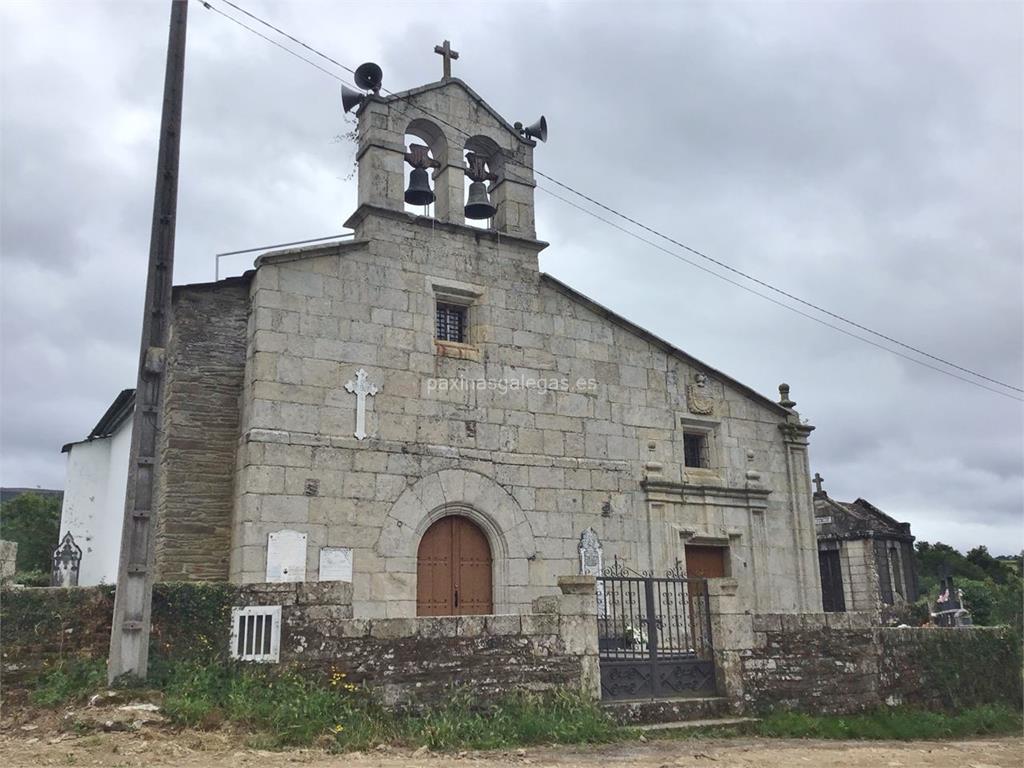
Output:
[{"left": 373, "top": 468, "right": 536, "bottom": 616}]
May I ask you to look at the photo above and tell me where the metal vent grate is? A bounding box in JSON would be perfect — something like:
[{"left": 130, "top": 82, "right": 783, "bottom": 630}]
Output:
[{"left": 230, "top": 606, "right": 281, "bottom": 663}]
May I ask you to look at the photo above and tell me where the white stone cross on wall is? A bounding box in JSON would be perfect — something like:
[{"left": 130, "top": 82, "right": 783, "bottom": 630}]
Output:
[{"left": 345, "top": 368, "right": 379, "bottom": 441}]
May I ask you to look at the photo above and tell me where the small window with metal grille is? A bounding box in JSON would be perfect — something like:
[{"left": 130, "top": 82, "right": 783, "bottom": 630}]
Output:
[
  {"left": 229, "top": 606, "right": 281, "bottom": 663},
  {"left": 683, "top": 432, "right": 711, "bottom": 469},
  {"left": 436, "top": 302, "right": 468, "bottom": 343}
]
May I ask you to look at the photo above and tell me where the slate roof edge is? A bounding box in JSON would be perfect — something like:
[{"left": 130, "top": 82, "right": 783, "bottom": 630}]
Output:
[
  {"left": 61, "top": 388, "right": 135, "bottom": 453},
  {"left": 172, "top": 271, "right": 254, "bottom": 296},
  {"left": 815, "top": 494, "right": 913, "bottom": 537}
]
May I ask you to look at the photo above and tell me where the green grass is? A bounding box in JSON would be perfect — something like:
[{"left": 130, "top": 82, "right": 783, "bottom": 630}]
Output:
[
  {"left": 162, "top": 663, "right": 618, "bottom": 753},
  {"left": 752, "top": 705, "right": 1023, "bottom": 740},
  {"left": 30, "top": 660, "right": 1022, "bottom": 750},
  {"left": 30, "top": 658, "right": 107, "bottom": 707},
  {"left": 160, "top": 662, "right": 393, "bottom": 749},
  {"left": 141, "top": 660, "right": 616, "bottom": 751},
  {"left": 400, "top": 689, "right": 618, "bottom": 751}
]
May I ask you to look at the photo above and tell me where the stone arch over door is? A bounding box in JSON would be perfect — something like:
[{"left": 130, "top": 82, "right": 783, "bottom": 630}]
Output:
[{"left": 374, "top": 468, "right": 536, "bottom": 614}]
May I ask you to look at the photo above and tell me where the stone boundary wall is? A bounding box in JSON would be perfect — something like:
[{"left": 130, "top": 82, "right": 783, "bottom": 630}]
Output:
[
  {"left": 3, "top": 585, "right": 116, "bottom": 688},
  {"left": 1, "top": 576, "right": 599, "bottom": 708},
  {"left": 707, "top": 580, "right": 1022, "bottom": 715},
  {"left": 281, "top": 611, "right": 585, "bottom": 707},
  {"left": 242, "top": 577, "right": 599, "bottom": 706},
  {"left": 9, "top": 577, "right": 1014, "bottom": 715},
  {"left": 737, "top": 613, "right": 881, "bottom": 713},
  {"left": 739, "top": 615, "right": 1021, "bottom": 714},
  {"left": 876, "top": 625, "right": 1023, "bottom": 712}
]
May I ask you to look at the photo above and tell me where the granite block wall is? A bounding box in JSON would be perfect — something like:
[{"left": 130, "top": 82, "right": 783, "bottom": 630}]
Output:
[{"left": 228, "top": 213, "right": 822, "bottom": 617}]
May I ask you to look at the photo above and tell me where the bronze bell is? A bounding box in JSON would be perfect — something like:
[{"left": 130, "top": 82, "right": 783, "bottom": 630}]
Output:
[
  {"left": 464, "top": 181, "right": 496, "bottom": 220},
  {"left": 464, "top": 152, "right": 498, "bottom": 220},
  {"left": 405, "top": 167, "right": 435, "bottom": 206}
]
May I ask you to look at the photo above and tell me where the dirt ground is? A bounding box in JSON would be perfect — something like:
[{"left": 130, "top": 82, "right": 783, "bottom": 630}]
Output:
[{"left": 1, "top": 728, "right": 1021, "bottom": 768}]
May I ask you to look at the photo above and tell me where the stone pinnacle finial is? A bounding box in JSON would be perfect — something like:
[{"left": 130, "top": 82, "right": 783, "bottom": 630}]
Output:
[
  {"left": 778, "top": 382, "right": 796, "bottom": 408},
  {"left": 434, "top": 39, "right": 459, "bottom": 80}
]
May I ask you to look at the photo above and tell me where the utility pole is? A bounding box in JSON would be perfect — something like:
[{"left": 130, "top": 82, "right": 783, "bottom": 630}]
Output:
[{"left": 108, "top": 0, "right": 188, "bottom": 683}]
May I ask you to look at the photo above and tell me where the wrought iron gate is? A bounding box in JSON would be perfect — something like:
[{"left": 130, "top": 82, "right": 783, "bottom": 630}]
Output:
[{"left": 597, "top": 565, "right": 716, "bottom": 701}]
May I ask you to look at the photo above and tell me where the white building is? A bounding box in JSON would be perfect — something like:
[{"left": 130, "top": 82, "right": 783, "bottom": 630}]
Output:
[{"left": 58, "top": 389, "right": 133, "bottom": 585}]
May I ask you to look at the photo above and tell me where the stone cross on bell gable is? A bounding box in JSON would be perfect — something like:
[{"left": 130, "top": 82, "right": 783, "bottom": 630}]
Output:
[
  {"left": 434, "top": 39, "right": 459, "bottom": 80},
  {"left": 813, "top": 472, "right": 825, "bottom": 494},
  {"left": 345, "top": 368, "right": 379, "bottom": 441}
]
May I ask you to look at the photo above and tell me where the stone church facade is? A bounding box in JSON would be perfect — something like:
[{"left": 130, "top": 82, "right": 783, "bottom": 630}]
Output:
[{"left": 152, "top": 66, "right": 823, "bottom": 619}]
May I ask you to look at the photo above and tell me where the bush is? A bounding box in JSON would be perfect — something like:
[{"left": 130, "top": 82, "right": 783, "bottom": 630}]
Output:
[
  {"left": 30, "top": 658, "right": 107, "bottom": 707},
  {"left": 11, "top": 569, "right": 50, "bottom": 587},
  {"left": 0, "top": 492, "right": 61, "bottom": 572}
]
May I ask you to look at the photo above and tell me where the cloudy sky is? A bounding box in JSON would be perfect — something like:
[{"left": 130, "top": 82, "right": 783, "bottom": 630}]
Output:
[{"left": 1, "top": 0, "right": 1021, "bottom": 554}]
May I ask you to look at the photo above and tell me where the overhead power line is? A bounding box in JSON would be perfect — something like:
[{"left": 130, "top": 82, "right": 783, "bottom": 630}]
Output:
[
  {"left": 219, "top": 0, "right": 358, "bottom": 78},
  {"left": 196, "top": 0, "right": 1024, "bottom": 401},
  {"left": 200, "top": 1, "right": 346, "bottom": 82},
  {"left": 539, "top": 185, "right": 1023, "bottom": 402}
]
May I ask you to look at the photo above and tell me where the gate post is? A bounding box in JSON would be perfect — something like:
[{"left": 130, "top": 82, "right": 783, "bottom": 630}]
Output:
[
  {"left": 557, "top": 575, "right": 600, "bottom": 701},
  {"left": 706, "top": 578, "right": 752, "bottom": 706}
]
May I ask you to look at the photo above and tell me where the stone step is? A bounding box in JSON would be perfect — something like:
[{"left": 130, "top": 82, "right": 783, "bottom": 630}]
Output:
[
  {"left": 635, "top": 716, "right": 759, "bottom": 732},
  {"left": 602, "top": 696, "right": 733, "bottom": 726}
]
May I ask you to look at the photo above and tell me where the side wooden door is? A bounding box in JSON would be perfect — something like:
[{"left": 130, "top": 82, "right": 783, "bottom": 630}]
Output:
[
  {"left": 684, "top": 545, "right": 727, "bottom": 580},
  {"left": 684, "top": 545, "right": 727, "bottom": 652}
]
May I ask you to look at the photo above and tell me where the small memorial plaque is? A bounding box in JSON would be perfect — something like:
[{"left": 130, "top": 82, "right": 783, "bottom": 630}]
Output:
[
  {"left": 578, "top": 527, "right": 606, "bottom": 616},
  {"left": 266, "top": 530, "right": 307, "bottom": 583},
  {"left": 319, "top": 547, "right": 353, "bottom": 583}
]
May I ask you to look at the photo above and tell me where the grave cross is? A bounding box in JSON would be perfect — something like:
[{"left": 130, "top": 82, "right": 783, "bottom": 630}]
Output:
[
  {"left": 345, "top": 368, "right": 379, "bottom": 441},
  {"left": 434, "top": 39, "right": 459, "bottom": 80},
  {"left": 812, "top": 472, "right": 825, "bottom": 494}
]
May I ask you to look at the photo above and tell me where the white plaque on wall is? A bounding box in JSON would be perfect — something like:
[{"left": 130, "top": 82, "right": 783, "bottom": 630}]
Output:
[
  {"left": 578, "top": 527, "right": 606, "bottom": 617},
  {"left": 318, "top": 547, "right": 353, "bottom": 582},
  {"left": 266, "top": 529, "right": 307, "bottom": 583}
]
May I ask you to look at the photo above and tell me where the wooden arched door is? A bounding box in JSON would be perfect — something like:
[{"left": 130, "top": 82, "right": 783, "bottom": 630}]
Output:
[{"left": 416, "top": 516, "right": 493, "bottom": 616}]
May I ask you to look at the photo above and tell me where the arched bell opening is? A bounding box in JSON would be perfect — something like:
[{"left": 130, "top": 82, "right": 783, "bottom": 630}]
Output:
[
  {"left": 403, "top": 119, "right": 448, "bottom": 217},
  {"left": 462, "top": 135, "right": 502, "bottom": 229}
]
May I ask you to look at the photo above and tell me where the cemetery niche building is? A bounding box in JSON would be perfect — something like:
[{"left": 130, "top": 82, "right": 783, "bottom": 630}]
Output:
[
  {"left": 812, "top": 473, "right": 918, "bottom": 615},
  {"left": 83, "top": 50, "right": 825, "bottom": 620}
]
